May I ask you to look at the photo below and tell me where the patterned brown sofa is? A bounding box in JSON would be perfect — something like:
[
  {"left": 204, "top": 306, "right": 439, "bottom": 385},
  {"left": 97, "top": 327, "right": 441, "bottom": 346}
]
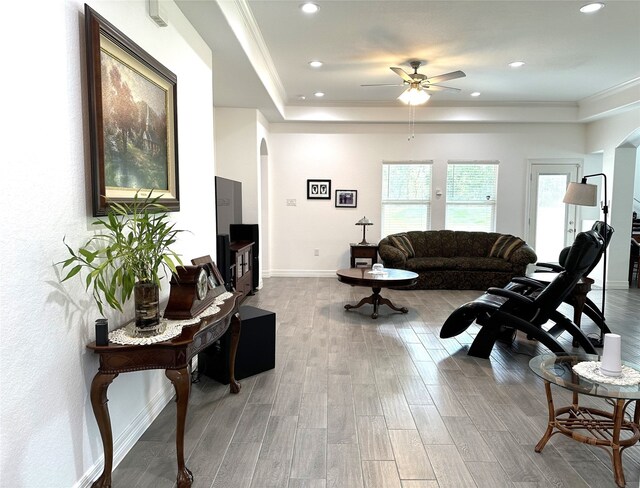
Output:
[{"left": 378, "top": 230, "right": 537, "bottom": 290}]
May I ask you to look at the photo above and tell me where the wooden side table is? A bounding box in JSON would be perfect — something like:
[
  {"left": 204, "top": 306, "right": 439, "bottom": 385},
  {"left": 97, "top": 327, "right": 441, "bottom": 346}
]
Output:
[
  {"left": 530, "top": 354, "right": 640, "bottom": 488},
  {"left": 86, "top": 293, "right": 242, "bottom": 488},
  {"left": 350, "top": 243, "right": 378, "bottom": 268}
]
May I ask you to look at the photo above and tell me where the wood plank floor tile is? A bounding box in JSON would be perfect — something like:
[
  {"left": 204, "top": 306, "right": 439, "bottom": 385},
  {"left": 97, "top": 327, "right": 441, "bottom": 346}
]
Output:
[
  {"left": 356, "top": 415, "right": 394, "bottom": 461},
  {"left": 425, "top": 444, "right": 477, "bottom": 488},
  {"left": 362, "top": 460, "right": 402, "bottom": 488},
  {"left": 290, "top": 428, "right": 328, "bottom": 479},
  {"left": 388, "top": 429, "right": 435, "bottom": 480},
  {"left": 327, "top": 443, "right": 364, "bottom": 488}
]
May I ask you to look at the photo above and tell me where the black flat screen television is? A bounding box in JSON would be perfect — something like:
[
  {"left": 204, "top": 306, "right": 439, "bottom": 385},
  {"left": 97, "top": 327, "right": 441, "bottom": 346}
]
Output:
[{"left": 215, "top": 176, "right": 242, "bottom": 236}]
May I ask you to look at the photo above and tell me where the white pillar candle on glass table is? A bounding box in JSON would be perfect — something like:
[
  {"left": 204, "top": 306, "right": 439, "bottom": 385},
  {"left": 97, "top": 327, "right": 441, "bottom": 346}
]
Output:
[{"left": 600, "top": 333, "right": 622, "bottom": 377}]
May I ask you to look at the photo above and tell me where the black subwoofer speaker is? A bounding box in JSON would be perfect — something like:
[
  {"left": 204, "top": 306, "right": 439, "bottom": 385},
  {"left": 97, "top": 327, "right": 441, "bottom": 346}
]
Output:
[{"left": 198, "top": 305, "right": 276, "bottom": 383}]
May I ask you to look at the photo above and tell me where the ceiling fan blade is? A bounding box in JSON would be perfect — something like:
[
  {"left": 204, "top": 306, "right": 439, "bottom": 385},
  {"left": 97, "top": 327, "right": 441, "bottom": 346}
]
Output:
[
  {"left": 390, "top": 67, "right": 414, "bottom": 83},
  {"left": 361, "top": 83, "right": 406, "bottom": 87},
  {"left": 427, "top": 70, "right": 466, "bottom": 84},
  {"left": 422, "top": 84, "right": 461, "bottom": 92}
]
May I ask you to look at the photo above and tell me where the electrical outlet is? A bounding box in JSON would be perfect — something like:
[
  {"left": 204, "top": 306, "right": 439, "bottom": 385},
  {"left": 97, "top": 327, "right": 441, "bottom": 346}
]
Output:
[
  {"left": 286, "top": 199, "right": 297, "bottom": 206},
  {"left": 314, "top": 249, "right": 320, "bottom": 256}
]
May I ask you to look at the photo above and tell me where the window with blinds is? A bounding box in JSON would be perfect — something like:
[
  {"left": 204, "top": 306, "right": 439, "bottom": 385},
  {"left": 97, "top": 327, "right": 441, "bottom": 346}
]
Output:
[
  {"left": 381, "top": 162, "right": 432, "bottom": 236},
  {"left": 445, "top": 161, "right": 498, "bottom": 232}
]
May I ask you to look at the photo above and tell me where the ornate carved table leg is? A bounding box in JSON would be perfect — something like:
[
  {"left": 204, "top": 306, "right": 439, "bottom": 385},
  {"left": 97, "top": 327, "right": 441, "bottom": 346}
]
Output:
[
  {"left": 90, "top": 372, "right": 119, "bottom": 488},
  {"left": 535, "top": 381, "right": 556, "bottom": 453},
  {"left": 228, "top": 312, "right": 242, "bottom": 394},
  {"left": 166, "top": 368, "right": 193, "bottom": 488}
]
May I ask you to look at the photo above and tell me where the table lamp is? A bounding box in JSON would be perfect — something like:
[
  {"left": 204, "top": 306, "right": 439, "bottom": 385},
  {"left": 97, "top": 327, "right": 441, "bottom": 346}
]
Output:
[{"left": 356, "top": 217, "right": 373, "bottom": 245}]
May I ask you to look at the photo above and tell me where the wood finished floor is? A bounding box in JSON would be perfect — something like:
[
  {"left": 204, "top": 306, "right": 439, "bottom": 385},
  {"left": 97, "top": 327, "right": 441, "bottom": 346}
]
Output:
[{"left": 112, "top": 278, "right": 640, "bottom": 488}]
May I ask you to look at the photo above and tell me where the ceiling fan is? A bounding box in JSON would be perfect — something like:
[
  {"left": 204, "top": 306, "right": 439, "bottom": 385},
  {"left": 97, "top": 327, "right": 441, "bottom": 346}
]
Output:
[{"left": 362, "top": 61, "right": 466, "bottom": 105}]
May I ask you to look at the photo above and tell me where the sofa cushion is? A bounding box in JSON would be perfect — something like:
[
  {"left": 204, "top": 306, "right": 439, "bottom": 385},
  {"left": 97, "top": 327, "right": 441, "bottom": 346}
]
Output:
[
  {"left": 489, "top": 235, "right": 525, "bottom": 259},
  {"left": 406, "top": 256, "right": 515, "bottom": 272},
  {"left": 452, "top": 257, "right": 514, "bottom": 271},
  {"left": 405, "top": 257, "right": 457, "bottom": 271},
  {"left": 389, "top": 233, "right": 415, "bottom": 258}
]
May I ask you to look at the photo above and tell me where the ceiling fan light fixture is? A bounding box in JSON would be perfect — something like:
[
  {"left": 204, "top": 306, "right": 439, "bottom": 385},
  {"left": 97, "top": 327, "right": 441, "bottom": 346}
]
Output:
[
  {"left": 300, "top": 2, "right": 319, "bottom": 14},
  {"left": 580, "top": 2, "right": 605, "bottom": 13},
  {"left": 398, "top": 86, "right": 430, "bottom": 105}
]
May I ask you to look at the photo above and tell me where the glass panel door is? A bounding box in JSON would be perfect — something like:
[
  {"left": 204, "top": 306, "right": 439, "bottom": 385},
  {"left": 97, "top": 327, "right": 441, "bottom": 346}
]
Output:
[{"left": 528, "top": 164, "right": 579, "bottom": 263}]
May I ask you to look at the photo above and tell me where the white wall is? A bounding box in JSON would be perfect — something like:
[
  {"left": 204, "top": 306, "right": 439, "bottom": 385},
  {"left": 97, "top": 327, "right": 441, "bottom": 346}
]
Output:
[
  {"left": 214, "top": 107, "right": 261, "bottom": 225},
  {"left": 266, "top": 122, "right": 586, "bottom": 275},
  {"left": 0, "top": 1, "right": 215, "bottom": 486},
  {"left": 586, "top": 108, "right": 640, "bottom": 288}
]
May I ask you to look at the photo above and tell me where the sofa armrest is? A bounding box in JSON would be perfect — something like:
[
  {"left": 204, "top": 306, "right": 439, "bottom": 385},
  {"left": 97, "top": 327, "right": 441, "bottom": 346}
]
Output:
[
  {"left": 378, "top": 242, "right": 407, "bottom": 268},
  {"left": 509, "top": 244, "right": 537, "bottom": 267}
]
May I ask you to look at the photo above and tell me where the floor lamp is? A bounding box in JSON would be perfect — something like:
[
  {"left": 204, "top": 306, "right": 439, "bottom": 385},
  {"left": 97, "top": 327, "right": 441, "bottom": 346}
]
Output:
[{"left": 563, "top": 173, "right": 608, "bottom": 348}]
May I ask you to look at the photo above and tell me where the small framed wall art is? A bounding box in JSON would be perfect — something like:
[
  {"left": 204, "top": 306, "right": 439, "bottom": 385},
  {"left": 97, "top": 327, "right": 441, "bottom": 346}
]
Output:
[
  {"left": 85, "top": 5, "right": 180, "bottom": 216},
  {"left": 307, "top": 179, "right": 331, "bottom": 199},
  {"left": 335, "top": 189, "right": 357, "bottom": 208}
]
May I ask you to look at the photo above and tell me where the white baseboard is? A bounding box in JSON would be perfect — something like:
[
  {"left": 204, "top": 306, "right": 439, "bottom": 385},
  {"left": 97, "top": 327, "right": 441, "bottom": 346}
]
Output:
[
  {"left": 269, "top": 269, "right": 337, "bottom": 277},
  {"left": 74, "top": 383, "right": 175, "bottom": 488}
]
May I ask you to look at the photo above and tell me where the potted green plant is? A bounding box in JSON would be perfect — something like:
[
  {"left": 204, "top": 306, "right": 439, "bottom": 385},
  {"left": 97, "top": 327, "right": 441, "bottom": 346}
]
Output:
[{"left": 59, "top": 191, "right": 183, "bottom": 332}]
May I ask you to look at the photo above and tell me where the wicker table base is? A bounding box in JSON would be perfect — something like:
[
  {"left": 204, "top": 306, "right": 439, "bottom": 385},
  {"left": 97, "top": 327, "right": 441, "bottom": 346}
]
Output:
[{"left": 535, "top": 381, "right": 640, "bottom": 487}]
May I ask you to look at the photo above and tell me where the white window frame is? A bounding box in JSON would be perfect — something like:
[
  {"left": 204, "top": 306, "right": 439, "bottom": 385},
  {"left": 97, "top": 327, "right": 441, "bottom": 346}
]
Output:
[
  {"left": 445, "top": 160, "right": 499, "bottom": 232},
  {"left": 381, "top": 161, "right": 433, "bottom": 236}
]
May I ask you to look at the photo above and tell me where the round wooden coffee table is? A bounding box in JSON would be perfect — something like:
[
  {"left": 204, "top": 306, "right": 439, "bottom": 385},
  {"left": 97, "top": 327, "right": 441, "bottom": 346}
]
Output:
[{"left": 336, "top": 268, "right": 418, "bottom": 319}]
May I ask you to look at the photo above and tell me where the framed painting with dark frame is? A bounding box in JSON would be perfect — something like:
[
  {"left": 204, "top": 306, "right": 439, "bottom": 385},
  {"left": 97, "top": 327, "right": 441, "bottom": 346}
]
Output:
[
  {"left": 307, "top": 179, "right": 331, "bottom": 199},
  {"left": 85, "top": 5, "right": 179, "bottom": 216},
  {"left": 335, "top": 189, "right": 357, "bottom": 208}
]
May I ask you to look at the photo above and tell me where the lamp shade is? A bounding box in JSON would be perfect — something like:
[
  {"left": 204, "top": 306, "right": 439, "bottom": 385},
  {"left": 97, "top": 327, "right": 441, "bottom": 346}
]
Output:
[
  {"left": 398, "top": 86, "right": 430, "bottom": 106},
  {"left": 563, "top": 182, "right": 598, "bottom": 206},
  {"left": 356, "top": 216, "right": 373, "bottom": 226}
]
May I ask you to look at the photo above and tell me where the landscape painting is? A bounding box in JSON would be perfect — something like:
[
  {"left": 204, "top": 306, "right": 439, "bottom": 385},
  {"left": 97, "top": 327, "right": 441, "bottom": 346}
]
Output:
[{"left": 85, "top": 5, "right": 179, "bottom": 215}]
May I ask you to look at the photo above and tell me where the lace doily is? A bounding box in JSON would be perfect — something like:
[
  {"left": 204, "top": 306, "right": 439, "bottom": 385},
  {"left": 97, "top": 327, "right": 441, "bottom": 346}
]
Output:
[
  {"left": 572, "top": 361, "right": 640, "bottom": 386},
  {"left": 109, "top": 291, "right": 235, "bottom": 345}
]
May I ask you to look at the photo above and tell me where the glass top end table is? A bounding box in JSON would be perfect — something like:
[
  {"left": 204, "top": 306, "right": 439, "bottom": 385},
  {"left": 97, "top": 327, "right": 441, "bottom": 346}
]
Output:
[{"left": 529, "top": 354, "right": 640, "bottom": 487}]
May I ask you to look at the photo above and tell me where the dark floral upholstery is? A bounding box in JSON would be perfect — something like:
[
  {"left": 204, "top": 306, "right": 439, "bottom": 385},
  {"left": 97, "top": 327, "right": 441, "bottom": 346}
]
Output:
[{"left": 378, "top": 230, "right": 537, "bottom": 290}]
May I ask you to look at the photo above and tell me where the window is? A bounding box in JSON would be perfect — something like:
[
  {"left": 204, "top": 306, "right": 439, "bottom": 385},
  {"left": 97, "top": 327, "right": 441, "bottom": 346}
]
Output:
[
  {"left": 381, "top": 162, "right": 432, "bottom": 236},
  {"left": 446, "top": 161, "right": 498, "bottom": 231}
]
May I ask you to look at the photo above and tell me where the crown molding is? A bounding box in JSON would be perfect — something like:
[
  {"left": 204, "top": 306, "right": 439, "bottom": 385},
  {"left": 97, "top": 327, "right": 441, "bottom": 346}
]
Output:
[
  {"left": 215, "top": 0, "right": 287, "bottom": 117},
  {"left": 578, "top": 77, "right": 640, "bottom": 122}
]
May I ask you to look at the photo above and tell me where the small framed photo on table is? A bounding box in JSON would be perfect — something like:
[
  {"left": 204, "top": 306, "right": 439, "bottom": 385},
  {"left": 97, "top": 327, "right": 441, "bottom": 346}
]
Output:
[
  {"left": 335, "top": 189, "right": 357, "bottom": 208},
  {"left": 307, "top": 179, "right": 331, "bottom": 199}
]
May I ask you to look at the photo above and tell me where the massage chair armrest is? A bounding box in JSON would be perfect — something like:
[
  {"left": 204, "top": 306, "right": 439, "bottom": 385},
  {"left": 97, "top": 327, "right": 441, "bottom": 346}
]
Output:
[
  {"left": 535, "top": 262, "right": 564, "bottom": 272},
  {"left": 511, "top": 276, "right": 545, "bottom": 289},
  {"left": 486, "top": 287, "right": 535, "bottom": 306}
]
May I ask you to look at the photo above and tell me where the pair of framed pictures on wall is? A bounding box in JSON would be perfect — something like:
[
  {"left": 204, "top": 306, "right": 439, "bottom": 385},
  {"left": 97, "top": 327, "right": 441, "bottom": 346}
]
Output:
[{"left": 306, "top": 179, "right": 357, "bottom": 208}]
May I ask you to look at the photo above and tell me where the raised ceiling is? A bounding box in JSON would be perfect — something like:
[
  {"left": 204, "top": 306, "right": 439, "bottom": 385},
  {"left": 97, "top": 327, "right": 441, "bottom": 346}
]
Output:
[{"left": 176, "top": 0, "right": 640, "bottom": 123}]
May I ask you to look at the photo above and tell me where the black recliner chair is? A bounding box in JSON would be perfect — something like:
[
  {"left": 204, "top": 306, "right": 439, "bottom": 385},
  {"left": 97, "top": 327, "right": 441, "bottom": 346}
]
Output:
[
  {"left": 508, "top": 221, "right": 613, "bottom": 338},
  {"left": 440, "top": 230, "right": 603, "bottom": 358}
]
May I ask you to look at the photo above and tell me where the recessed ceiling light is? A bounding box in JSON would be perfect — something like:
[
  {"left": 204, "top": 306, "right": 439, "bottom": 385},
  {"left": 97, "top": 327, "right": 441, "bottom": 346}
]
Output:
[
  {"left": 580, "top": 2, "right": 605, "bottom": 13},
  {"left": 300, "top": 3, "right": 319, "bottom": 14},
  {"left": 297, "top": 95, "right": 306, "bottom": 100},
  {"left": 314, "top": 92, "right": 325, "bottom": 97},
  {"left": 309, "top": 60, "right": 323, "bottom": 68},
  {"left": 470, "top": 92, "right": 481, "bottom": 97},
  {"left": 509, "top": 61, "right": 525, "bottom": 68}
]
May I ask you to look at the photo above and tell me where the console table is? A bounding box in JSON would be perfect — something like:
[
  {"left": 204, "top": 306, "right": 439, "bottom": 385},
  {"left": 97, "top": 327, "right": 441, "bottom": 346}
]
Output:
[{"left": 86, "top": 292, "right": 242, "bottom": 488}]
